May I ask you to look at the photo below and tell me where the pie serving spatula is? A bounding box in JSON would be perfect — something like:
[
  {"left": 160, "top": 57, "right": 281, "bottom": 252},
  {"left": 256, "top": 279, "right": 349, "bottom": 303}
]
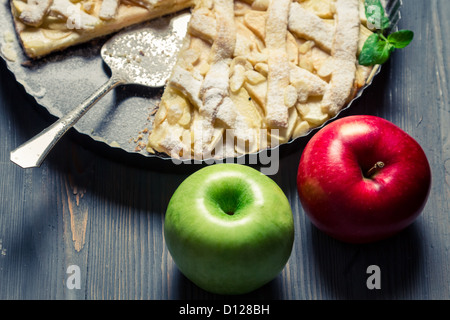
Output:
[{"left": 10, "top": 12, "right": 190, "bottom": 168}]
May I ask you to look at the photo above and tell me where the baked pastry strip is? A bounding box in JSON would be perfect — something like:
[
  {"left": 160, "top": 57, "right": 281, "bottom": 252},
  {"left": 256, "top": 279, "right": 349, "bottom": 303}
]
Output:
[
  {"left": 321, "top": 0, "right": 361, "bottom": 116},
  {"left": 265, "top": 0, "right": 291, "bottom": 129}
]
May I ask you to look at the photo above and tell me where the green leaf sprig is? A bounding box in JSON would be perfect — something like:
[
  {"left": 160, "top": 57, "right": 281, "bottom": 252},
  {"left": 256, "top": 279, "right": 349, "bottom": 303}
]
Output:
[{"left": 359, "top": 0, "right": 414, "bottom": 66}]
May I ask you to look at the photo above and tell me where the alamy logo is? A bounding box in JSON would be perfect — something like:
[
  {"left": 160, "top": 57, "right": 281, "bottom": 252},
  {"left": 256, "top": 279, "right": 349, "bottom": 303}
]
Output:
[
  {"left": 66, "top": 265, "right": 81, "bottom": 290},
  {"left": 169, "top": 129, "right": 280, "bottom": 175},
  {"left": 366, "top": 265, "right": 381, "bottom": 290},
  {"left": 66, "top": 7, "right": 82, "bottom": 30},
  {"left": 366, "top": 5, "right": 384, "bottom": 30}
]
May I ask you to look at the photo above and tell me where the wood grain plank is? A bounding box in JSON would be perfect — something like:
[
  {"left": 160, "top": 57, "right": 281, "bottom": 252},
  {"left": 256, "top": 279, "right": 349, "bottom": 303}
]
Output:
[
  {"left": 427, "top": 0, "right": 450, "bottom": 300},
  {"left": 0, "top": 0, "right": 449, "bottom": 300}
]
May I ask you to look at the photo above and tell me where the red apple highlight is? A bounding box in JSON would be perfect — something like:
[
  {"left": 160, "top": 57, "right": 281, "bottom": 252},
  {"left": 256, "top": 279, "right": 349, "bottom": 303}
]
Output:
[{"left": 297, "top": 115, "right": 431, "bottom": 243}]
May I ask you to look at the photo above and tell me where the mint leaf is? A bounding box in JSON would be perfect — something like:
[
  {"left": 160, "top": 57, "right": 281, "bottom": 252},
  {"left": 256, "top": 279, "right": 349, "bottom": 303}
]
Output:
[
  {"left": 358, "top": 33, "right": 381, "bottom": 66},
  {"left": 359, "top": 0, "right": 414, "bottom": 66},
  {"left": 372, "top": 40, "right": 395, "bottom": 65},
  {"left": 365, "top": 0, "right": 390, "bottom": 31},
  {"left": 359, "top": 34, "right": 395, "bottom": 66},
  {"left": 388, "top": 30, "right": 414, "bottom": 49}
]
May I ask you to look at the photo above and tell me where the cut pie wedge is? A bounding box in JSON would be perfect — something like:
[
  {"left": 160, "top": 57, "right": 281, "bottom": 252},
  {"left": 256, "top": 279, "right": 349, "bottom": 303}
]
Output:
[{"left": 10, "top": 0, "right": 194, "bottom": 58}]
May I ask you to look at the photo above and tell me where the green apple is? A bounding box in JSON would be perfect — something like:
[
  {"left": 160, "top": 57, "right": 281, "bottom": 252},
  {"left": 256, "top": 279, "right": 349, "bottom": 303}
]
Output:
[{"left": 164, "top": 163, "right": 294, "bottom": 295}]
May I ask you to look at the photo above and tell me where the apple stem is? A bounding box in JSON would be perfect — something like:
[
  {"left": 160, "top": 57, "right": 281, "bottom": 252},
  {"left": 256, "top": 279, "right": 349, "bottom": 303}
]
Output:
[{"left": 366, "top": 161, "right": 385, "bottom": 177}]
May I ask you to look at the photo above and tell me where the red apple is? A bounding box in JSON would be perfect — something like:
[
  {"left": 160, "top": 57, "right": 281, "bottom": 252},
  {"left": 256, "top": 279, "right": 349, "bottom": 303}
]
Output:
[{"left": 297, "top": 115, "right": 431, "bottom": 243}]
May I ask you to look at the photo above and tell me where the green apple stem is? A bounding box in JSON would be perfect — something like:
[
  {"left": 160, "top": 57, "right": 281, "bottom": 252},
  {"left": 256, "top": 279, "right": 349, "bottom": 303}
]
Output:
[{"left": 366, "top": 161, "right": 385, "bottom": 177}]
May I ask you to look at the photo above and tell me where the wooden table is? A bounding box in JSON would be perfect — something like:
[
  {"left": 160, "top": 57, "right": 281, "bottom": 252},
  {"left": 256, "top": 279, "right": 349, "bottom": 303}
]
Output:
[{"left": 1, "top": 0, "right": 449, "bottom": 301}]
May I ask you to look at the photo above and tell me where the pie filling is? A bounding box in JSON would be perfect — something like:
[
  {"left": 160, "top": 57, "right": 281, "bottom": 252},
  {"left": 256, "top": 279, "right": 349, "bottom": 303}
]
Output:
[{"left": 10, "top": 0, "right": 376, "bottom": 160}]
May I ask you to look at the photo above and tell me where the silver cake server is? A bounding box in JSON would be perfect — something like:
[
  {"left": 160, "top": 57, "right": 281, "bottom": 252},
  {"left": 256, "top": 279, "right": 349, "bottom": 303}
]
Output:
[{"left": 10, "top": 12, "right": 190, "bottom": 168}]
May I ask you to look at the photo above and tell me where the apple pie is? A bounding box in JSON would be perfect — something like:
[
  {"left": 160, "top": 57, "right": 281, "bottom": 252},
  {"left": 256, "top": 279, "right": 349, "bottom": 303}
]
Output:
[
  {"left": 9, "top": 0, "right": 377, "bottom": 160},
  {"left": 147, "top": 0, "right": 376, "bottom": 159}
]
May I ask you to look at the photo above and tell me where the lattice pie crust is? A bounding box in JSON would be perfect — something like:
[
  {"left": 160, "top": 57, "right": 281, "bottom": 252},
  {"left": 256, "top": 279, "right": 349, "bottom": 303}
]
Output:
[{"left": 10, "top": 0, "right": 375, "bottom": 159}]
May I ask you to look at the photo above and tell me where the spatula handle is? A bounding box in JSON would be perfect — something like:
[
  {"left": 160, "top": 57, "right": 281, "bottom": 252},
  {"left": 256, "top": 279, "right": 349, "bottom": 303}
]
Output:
[{"left": 10, "top": 76, "right": 124, "bottom": 168}]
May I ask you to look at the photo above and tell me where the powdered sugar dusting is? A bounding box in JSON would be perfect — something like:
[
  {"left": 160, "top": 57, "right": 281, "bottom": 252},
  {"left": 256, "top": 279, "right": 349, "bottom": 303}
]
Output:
[{"left": 101, "top": 13, "right": 190, "bottom": 87}]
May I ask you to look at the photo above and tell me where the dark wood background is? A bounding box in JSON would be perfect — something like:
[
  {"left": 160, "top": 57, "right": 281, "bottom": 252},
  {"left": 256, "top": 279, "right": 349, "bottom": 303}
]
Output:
[{"left": 0, "top": 0, "right": 448, "bottom": 300}]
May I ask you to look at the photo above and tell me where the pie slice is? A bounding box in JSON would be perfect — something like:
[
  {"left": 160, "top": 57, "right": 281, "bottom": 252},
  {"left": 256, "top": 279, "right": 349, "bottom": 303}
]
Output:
[
  {"left": 147, "top": 0, "right": 376, "bottom": 159},
  {"left": 10, "top": 0, "right": 194, "bottom": 58}
]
